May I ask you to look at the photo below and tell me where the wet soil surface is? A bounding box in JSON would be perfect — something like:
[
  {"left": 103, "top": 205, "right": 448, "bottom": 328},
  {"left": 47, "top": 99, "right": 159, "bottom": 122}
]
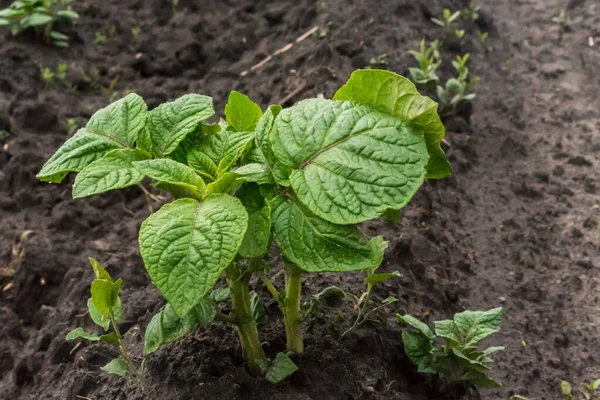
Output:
[{"left": 0, "top": 0, "right": 598, "bottom": 399}]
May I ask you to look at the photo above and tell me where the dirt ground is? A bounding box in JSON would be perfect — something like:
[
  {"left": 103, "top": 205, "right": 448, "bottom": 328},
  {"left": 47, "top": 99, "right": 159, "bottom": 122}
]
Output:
[{"left": 0, "top": 0, "right": 599, "bottom": 399}]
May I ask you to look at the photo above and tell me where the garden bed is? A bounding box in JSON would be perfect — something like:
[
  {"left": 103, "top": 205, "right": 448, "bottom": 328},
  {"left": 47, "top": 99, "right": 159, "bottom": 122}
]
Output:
[{"left": 0, "top": 0, "right": 599, "bottom": 399}]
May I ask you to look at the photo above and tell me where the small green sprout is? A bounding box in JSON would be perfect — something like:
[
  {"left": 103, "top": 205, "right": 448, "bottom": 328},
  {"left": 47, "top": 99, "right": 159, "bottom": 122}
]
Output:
[
  {"left": 398, "top": 308, "right": 504, "bottom": 388},
  {"left": 66, "top": 259, "right": 154, "bottom": 398},
  {"left": 39, "top": 62, "right": 77, "bottom": 92},
  {"left": 131, "top": 26, "right": 142, "bottom": 38},
  {"left": 455, "top": 29, "right": 465, "bottom": 39},
  {"left": 436, "top": 54, "right": 479, "bottom": 116},
  {"left": 562, "top": 379, "right": 600, "bottom": 400},
  {"left": 462, "top": 2, "right": 480, "bottom": 23},
  {"left": 63, "top": 117, "right": 79, "bottom": 135},
  {"left": 431, "top": 8, "right": 461, "bottom": 32},
  {"left": 367, "top": 53, "right": 390, "bottom": 70},
  {"left": 552, "top": 8, "right": 570, "bottom": 42},
  {"left": 342, "top": 268, "right": 400, "bottom": 337},
  {"left": 408, "top": 39, "right": 441, "bottom": 87},
  {"left": 0, "top": 0, "right": 78, "bottom": 47},
  {"left": 477, "top": 30, "right": 489, "bottom": 47},
  {"left": 95, "top": 31, "right": 106, "bottom": 43}
]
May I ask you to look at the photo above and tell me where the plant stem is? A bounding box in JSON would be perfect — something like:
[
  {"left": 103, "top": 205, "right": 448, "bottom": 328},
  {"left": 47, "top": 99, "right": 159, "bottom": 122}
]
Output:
[
  {"left": 283, "top": 263, "right": 304, "bottom": 354},
  {"left": 259, "top": 271, "right": 281, "bottom": 303},
  {"left": 227, "top": 266, "right": 268, "bottom": 375},
  {"left": 341, "top": 280, "right": 373, "bottom": 337},
  {"left": 109, "top": 313, "right": 153, "bottom": 399}
]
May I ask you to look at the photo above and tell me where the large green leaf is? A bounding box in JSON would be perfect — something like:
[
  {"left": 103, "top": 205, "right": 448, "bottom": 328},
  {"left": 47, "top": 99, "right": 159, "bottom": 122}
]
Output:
[
  {"left": 333, "top": 69, "right": 451, "bottom": 179},
  {"left": 271, "top": 196, "right": 387, "bottom": 272},
  {"left": 141, "top": 94, "right": 214, "bottom": 157},
  {"left": 144, "top": 297, "right": 217, "bottom": 356},
  {"left": 401, "top": 330, "right": 436, "bottom": 374},
  {"left": 236, "top": 183, "right": 271, "bottom": 258},
  {"left": 269, "top": 99, "right": 428, "bottom": 224},
  {"left": 224, "top": 91, "right": 262, "bottom": 132},
  {"left": 434, "top": 308, "right": 503, "bottom": 347},
  {"left": 133, "top": 159, "right": 207, "bottom": 199},
  {"left": 397, "top": 314, "right": 435, "bottom": 339},
  {"left": 139, "top": 195, "right": 248, "bottom": 317},
  {"left": 72, "top": 149, "right": 150, "bottom": 198},
  {"left": 37, "top": 94, "right": 147, "bottom": 183}
]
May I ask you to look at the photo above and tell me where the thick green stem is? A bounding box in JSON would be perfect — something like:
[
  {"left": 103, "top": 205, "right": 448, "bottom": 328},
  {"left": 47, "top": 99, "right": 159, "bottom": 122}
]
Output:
[
  {"left": 228, "top": 267, "right": 268, "bottom": 375},
  {"left": 283, "top": 264, "right": 304, "bottom": 354}
]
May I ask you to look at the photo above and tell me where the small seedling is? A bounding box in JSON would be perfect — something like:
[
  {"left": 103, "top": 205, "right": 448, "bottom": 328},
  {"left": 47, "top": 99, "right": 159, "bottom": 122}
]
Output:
[
  {"left": 552, "top": 8, "right": 571, "bottom": 42},
  {"left": 561, "top": 379, "right": 600, "bottom": 400},
  {"left": 39, "top": 62, "right": 77, "bottom": 92},
  {"left": 408, "top": 39, "right": 441, "bottom": 87},
  {"left": 477, "top": 30, "right": 489, "bottom": 47},
  {"left": 0, "top": 0, "right": 78, "bottom": 47},
  {"left": 66, "top": 259, "right": 153, "bottom": 398},
  {"left": 63, "top": 117, "right": 80, "bottom": 135},
  {"left": 462, "top": 3, "right": 480, "bottom": 24},
  {"left": 436, "top": 54, "right": 479, "bottom": 116},
  {"left": 367, "top": 53, "right": 390, "bottom": 70},
  {"left": 37, "top": 69, "right": 450, "bottom": 381},
  {"left": 131, "top": 26, "right": 142, "bottom": 38},
  {"left": 398, "top": 308, "right": 504, "bottom": 388},
  {"left": 431, "top": 8, "right": 461, "bottom": 34},
  {"left": 95, "top": 31, "right": 106, "bottom": 43},
  {"left": 342, "top": 268, "right": 400, "bottom": 337}
]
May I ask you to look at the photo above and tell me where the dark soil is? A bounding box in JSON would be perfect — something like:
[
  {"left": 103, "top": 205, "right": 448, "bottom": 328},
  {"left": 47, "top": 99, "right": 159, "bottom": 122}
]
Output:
[{"left": 0, "top": 0, "right": 598, "bottom": 399}]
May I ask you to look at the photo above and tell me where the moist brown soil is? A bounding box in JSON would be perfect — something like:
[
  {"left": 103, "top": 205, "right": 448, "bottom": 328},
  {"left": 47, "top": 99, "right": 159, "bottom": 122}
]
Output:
[{"left": 0, "top": 0, "right": 599, "bottom": 399}]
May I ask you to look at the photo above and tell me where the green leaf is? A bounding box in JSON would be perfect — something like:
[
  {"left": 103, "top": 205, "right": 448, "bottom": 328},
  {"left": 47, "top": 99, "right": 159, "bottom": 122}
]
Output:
[
  {"left": 56, "top": 9, "right": 79, "bottom": 19},
  {"left": 143, "top": 297, "right": 217, "bottom": 356},
  {"left": 66, "top": 327, "right": 100, "bottom": 341},
  {"left": 207, "top": 164, "right": 267, "bottom": 194},
  {"left": 88, "top": 298, "right": 110, "bottom": 330},
  {"left": 210, "top": 287, "right": 230, "bottom": 303},
  {"left": 139, "top": 195, "right": 248, "bottom": 317},
  {"left": 187, "top": 150, "right": 218, "bottom": 180},
  {"left": 101, "top": 358, "right": 129, "bottom": 377},
  {"left": 89, "top": 257, "right": 111, "bottom": 280},
  {"left": 22, "top": 13, "right": 53, "bottom": 27},
  {"left": 236, "top": 183, "right": 271, "bottom": 258},
  {"left": 266, "top": 353, "right": 298, "bottom": 384},
  {"left": 133, "top": 159, "right": 207, "bottom": 199},
  {"left": 90, "top": 278, "right": 122, "bottom": 317},
  {"left": 49, "top": 31, "right": 68, "bottom": 40},
  {"left": 271, "top": 195, "right": 387, "bottom": 272},
  {"left": 333, "top": 69, "right": 451, "bottom": 179},
  {"left": 383, "top": 208, "right": 401, "bottom": 222},
  {"left": 37, "top": 94, "right": 147, "bottom": 183},
  {"left": 397, "top": 314, "right": 435, "bottom": 339},
  {"left": 99, "top": 332, "right": 120, "bottom": 345},
  {"left": 246, "top": 104, "right": 283, "bottom": 184},
  {"left": 313, "top": 286, "right": 346, "bottom": 302},
  {"left": 269, "top": 98, "right": 429, "bottom": 224},
  {"left": 224, "top": 90, "right": 263, "bottom": 132},
  {"left": 365, "top": 270, "right": 401, "bottom": 285},
  {"left": 216, "top": 131, "right": 254, "bottom": 175},
  {"left": 591, "top": 379, "right": 600, "bottom": 391},
  {"left": 401, "top": 330, "right": 436, "bottom": 374},
  {"left": 463, "top": 370, "right": 501, "bottom": 388},
  {"left": 73, "top": 149, "right": 150, "bottom": 198},
  {"left": 250, "top": 291, "right": 267, "bottom": 324},
  {"left": 0, "top": 18, "right": 10, "bottom": 26},
  {"left": 561, "top": 381, "right": 572, "bottom": 395},
  {"left": 435, "top": 307, "right": 503, "bottom": 347},
  {"left": 141, "top": 94, "right": 214, "bottom": 157}
]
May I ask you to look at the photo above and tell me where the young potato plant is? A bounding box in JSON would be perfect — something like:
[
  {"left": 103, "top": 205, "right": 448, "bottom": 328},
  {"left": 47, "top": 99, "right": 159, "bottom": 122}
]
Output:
[
  {"left": 0, "top": 0, "right": 78, "bottom": 47},
  {"left": 408, "top": 39, "right": 442, "bottom": 88},
  {"left": 38, "top": 69, "right": 450, "bottom": 381},
  {"left": 398, "top": 308, "right": 504, "bottom": 388},
  {"left": 67, "top": 259, "right": 153, "bottom": 398},
  {"left": 562, "top": 379, "right": 600, "bottom": 400},
  {"left": 431, "top": 8, "right": 464, "bottom": 46},
  {"left": 436, "top": 54, "right": 479, "bottom": 117}
]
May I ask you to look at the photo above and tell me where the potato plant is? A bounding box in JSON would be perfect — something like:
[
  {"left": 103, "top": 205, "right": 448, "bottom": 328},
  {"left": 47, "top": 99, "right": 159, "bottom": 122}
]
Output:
[
  {"left": 0, "top": 0, "right": 78, "bottom": 47},
  {"left": 38, "top": 69, "right": 450, "bottom": 381},
  {"left": 398, "top": 308, "right": 504, "bottom": 388}
]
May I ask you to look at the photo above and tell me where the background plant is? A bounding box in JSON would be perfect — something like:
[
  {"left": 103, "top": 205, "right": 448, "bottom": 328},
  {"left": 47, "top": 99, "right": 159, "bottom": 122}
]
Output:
[
  {"left": 66, "top": 259, "right": 153, "bottom": 398},
  {"left": 436, "top": 53, "right": 479, "bottom": 117},
  {"left": 398, "top": 308, "right": 504, "bottom": 388},
  {"left": 0, "top": 0, "right": 78, "bottom": 47},
  {"left": 37, "top": 69, "right": 450, "bottom": 382},
  {"left": 562, "top": 379, "right": 600, "bottom": 400}
]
